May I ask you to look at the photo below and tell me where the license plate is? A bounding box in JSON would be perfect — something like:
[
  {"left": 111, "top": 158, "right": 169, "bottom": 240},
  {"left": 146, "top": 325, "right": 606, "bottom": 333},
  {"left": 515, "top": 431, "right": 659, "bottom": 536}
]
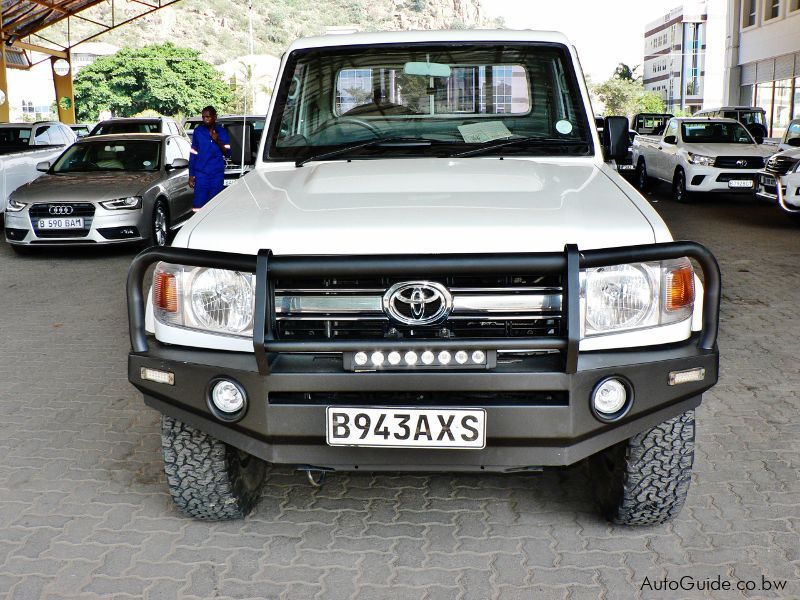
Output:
[
  {"left": 223, "top": 179, "right": 236, "bottom": 186},
  {"left": 326, "top": 407, "right": 486, "bottom": 449},
  {"left": 728, "top": 179, "right": 753, "bottom": 189},
  {"left": 617, "top": 164, "right": 635, "bottom": 170},
  {"left": 37, "top": 217, "right": 84, "bottom": 229}
]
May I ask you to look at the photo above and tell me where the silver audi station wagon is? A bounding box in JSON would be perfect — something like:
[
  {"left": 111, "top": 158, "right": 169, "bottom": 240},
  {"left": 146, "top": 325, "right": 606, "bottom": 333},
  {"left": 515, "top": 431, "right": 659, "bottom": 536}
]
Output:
[{"left": 4, "top": 133, "right": 193, "bottom": 252}]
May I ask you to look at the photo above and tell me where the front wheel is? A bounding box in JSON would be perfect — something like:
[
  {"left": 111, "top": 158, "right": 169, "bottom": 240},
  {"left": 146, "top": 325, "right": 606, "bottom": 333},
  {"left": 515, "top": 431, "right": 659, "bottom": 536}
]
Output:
[
  {"left": 673, "top": 170, "right": 693, "bottom": 203},
  {"left": 636, "top": 160, "right": 650, "bottom": 192},
  {"left": 161, "top": 415, "right": 267, "bottom": 520},
  {"left": 150, "top": 200, "right": 169, "bottom": 247},
  {"left": 590, "top": 410, "right": 695, "bottom": 525}
]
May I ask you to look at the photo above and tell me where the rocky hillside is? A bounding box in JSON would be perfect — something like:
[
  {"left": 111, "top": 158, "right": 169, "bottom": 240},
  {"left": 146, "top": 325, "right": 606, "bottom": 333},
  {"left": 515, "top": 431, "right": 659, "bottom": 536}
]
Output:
[{"left": 66, "top": 0, "right": 500, "bottom": 65}]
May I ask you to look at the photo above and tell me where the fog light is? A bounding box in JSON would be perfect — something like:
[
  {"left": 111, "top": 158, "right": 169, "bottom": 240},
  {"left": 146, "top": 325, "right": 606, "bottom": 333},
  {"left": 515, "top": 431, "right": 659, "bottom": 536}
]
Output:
[
  {"left": 455, "top": 350, "right": 468, "bottom": 365},
  {"left": 211, "top": 380, "right": 246, "bottom": 414},
  {"left": 438, "top": 350, "right": 451, "bottom": 365},
  {"left": 354, "top": 352, "right": 368, "bottom": 366},
  {"left": 404, "top": 351, "right": 418, "bottom": 365},
  {"left": 421, "top": 351, "right": 435, "bottom": 365},
  {"left": 471, "top": 350, "right": 485, "bottom": 364},
  {"left": 371, "top": 351, "right": 385, "bottom": 366},
  {"left": 592, "top": 378, "right": 628, "bottom": 416},
  {"left": 388, "top": 351, "right": 401, "bottom": 365}
]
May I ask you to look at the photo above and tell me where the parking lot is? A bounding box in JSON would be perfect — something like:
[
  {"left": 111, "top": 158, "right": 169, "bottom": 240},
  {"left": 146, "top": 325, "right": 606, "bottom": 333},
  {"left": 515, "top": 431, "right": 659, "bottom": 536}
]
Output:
[{"left": 0, "top": 183, "right": 798, "bottom": 599}]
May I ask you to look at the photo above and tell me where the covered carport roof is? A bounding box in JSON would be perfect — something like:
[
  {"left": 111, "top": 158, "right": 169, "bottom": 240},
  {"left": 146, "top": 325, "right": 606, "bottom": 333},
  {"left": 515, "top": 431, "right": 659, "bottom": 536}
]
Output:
[{"left": 1, "top": 0, "right": 183, "bottom": 61}]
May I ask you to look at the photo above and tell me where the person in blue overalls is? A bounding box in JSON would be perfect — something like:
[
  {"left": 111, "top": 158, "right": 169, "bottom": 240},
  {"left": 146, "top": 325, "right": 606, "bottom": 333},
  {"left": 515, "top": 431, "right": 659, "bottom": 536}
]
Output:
[{"left": 189, "top": 105, "right": 231, "bottom": 210}]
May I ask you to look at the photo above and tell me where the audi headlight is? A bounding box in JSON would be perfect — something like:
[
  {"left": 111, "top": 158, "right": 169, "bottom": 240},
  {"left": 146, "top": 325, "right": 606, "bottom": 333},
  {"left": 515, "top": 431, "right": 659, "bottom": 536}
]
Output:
[
  {"left": 152, "top": 263, "right": 255, "bottom": 337},
  {"left": 582, "top": 259, "right": 695, "bottom": 336},
  {"left": 6, "top": 198, "right": 27, "bottom": 212},
  {"left": 100, "top": 196, "right": 142, "bottom": 210},
  {"left": 687, "top": 153, "right": 714, "bottom": 166}
]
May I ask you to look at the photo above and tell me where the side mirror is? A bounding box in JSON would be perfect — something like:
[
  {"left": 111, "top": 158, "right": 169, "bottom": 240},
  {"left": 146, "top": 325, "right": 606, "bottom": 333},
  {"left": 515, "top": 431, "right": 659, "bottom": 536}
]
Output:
[
  {"left": 167, "top": 158, "right": 189, "bottom": 170},
  {"left": 602, "top": 116, "right": 630, "bottom": 162},
  {"left": 787, "top": 137, "right": 800, "bottom": 148},
  {"left": 36, "top": 161, "right": 51, "bottom": 172},
  {"left": 663, "top": 135, "right": 677, "bottom": 145}
]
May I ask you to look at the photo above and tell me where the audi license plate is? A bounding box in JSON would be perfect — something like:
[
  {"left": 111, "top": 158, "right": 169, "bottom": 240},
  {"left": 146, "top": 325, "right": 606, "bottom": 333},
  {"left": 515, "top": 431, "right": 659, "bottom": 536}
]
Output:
[
  {"left": 326, "top": 407, "right": 486, "bottom": 449},
  {"left": 38, "top": 217, "right": 84, "bottom": 229},
  {"left": 728, "top": 179, "right": 753, "bottom": 189}
]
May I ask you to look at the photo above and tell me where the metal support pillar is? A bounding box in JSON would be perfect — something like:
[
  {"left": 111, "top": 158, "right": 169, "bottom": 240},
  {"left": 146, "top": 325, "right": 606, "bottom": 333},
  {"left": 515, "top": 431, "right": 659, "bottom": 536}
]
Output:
[
  {"left": 0, "top": 45, "right": 9, "bottom": 122},
  {"left": 51, "top": 55, "right": 75, "bottom": 124}
]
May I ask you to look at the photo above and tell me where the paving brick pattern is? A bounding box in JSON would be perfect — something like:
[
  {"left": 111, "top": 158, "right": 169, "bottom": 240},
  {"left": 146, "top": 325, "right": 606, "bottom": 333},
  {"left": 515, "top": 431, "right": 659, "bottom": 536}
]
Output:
[{"left": 1, "top": 188, "right": 798, "bottom": 599}]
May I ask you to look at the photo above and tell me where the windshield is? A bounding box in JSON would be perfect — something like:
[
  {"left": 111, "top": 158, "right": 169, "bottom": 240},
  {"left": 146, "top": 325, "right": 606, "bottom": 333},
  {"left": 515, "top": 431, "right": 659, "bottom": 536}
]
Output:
[
  {"left": 266, "top": 43, "right": 592, "bottom": 162},
  {"left": 681, "top": 121, "right": 754, "bottom": 144},
  {"left": 732, "top": 111, "right": 766, "bottom": 126},
  {"left": 0, "top": 127, "right": 32, "bottom": 146},
  {"left": 92, "top": 122, "right": 160, "bottom": 135},
  {"left": 52, "top": 140, "right": 161, "bottom": 172}
]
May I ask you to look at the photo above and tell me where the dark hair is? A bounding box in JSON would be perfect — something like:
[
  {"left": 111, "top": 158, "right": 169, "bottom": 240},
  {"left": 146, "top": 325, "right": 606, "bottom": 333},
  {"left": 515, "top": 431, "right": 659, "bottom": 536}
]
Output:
[{"left": 201, "top": 106, "right": 217, "bottom": 116}]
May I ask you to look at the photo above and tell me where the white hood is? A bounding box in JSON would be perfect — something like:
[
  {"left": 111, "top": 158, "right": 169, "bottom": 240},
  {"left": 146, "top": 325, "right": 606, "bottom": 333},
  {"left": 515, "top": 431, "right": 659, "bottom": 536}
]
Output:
[
  {"left": 177, "top": 158, "right": 663, "bottom": 255},
  {"left": 682, "top": 142, "right": 774, "bottom": 158}
]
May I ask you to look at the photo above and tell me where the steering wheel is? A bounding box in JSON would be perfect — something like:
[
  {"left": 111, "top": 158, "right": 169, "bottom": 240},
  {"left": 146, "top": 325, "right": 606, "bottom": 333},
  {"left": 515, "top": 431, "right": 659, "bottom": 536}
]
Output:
[{"left": 315, "top": 117, "right": 382, "bottom": 138}]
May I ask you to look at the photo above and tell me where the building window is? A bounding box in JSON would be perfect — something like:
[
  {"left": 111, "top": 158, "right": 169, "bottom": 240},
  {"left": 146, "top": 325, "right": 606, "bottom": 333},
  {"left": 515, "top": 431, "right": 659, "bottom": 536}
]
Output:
[
  {"left": 764, "top": 0, "right": 780, "bottom": 20},
  {"left": 790, "top": 0, "right": 800, "bottom": 12},
  {"left": 793, "top": 77, "right": 800, "bottom": 120},
  {"left": 755, "top": 81, "right": 775, "bottom": 136},
  {"left": 772, "top": 79, "right": 793, "bottom": 138},
  {"left": 743, "top": 0, "right": 757, "bottom": 26}
]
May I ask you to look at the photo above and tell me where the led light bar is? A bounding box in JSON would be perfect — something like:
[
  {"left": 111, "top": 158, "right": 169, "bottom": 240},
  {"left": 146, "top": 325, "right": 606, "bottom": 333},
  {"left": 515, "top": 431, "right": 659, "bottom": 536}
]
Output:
[
  {"left": 668, "top": 367, "right": 706, "bottom": 386},
  {"left": 140, "top": 367, "right": 175, "bottom": 385},
  {"left": 346, "top": 349, "right": 495, "bottom": 371}
]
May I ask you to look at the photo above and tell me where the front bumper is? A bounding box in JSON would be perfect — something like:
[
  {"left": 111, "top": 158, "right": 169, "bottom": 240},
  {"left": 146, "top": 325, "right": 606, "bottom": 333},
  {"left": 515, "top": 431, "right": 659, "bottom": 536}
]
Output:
[
  {"left": 5, "top": 205, "right": 146, "bottom": 246},
  {"left": 127, "top": 243, "right": 721, "bottom": 472},
  {"left": 684, "top": 166, "right": 761, "bottom": 193}
]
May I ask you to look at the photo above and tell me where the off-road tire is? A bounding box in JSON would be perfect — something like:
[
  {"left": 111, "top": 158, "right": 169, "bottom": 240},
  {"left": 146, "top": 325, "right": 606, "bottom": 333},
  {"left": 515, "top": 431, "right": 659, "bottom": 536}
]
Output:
[
  {"left": 590, "top": 410, "right": 695, "bottom": 525},
  {"left": 161, "top": 415, "right": 267, "bottom": 520},
  {"left": 673, "top": 169, "right": 693, "bottom": 203}
]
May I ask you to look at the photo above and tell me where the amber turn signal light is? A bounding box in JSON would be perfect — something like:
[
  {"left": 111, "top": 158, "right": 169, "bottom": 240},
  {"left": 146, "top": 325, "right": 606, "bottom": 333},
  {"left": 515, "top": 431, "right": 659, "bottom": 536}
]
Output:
[
  {"left": 154, "top": 271, "right": 178, "bottom": 313},
  {"left": 665, "top": 263, "right": 695, "bottom": 311}
]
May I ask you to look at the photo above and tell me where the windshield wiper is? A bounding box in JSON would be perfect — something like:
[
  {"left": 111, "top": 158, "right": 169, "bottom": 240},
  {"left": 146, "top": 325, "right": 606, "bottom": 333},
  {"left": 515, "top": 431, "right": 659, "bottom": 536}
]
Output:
[
  {"left": 295, "top": 136, "right": 438, "bottom": 167},
  {"left": 451, "top": 136, "right": 590, "bottom": 158}
]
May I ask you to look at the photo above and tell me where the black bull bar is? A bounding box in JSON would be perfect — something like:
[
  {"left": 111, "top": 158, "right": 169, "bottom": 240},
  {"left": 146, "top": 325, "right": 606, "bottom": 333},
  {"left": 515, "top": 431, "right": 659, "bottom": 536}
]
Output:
[{"left": 127, "top": 242, "right": 720, "bottom": 374}]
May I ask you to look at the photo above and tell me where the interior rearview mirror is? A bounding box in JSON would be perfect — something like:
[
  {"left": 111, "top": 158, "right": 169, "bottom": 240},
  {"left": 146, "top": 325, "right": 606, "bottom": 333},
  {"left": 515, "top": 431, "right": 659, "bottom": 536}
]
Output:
[
  {"left": 404, "top": 61, "right": 452, "bottom": 78},
  {"left": 36, "top": 161, "right": 50, "bottom": 172},
  {"left": 602, "top": 116, "right": 630, "bottom": 162}
]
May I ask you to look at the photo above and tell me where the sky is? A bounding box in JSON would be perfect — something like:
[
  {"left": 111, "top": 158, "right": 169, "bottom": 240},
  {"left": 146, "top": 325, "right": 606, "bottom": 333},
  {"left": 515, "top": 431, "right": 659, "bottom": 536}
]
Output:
[{"left": 483, "top": 0, "right": 685, "bottom": 82}]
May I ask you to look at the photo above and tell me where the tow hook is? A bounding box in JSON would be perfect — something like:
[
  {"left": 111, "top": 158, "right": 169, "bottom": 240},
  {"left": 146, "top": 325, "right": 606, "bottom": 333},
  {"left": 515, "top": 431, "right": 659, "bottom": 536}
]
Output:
[{"left": 298, "top": 467, "right": 332, "bottom": 487}]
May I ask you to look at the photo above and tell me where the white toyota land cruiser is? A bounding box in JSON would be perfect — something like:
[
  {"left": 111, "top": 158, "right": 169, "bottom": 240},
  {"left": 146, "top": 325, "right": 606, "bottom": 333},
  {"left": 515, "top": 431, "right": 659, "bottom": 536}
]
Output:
[{"left": 127, "top": 30, "right": 720, "bottom": 525}]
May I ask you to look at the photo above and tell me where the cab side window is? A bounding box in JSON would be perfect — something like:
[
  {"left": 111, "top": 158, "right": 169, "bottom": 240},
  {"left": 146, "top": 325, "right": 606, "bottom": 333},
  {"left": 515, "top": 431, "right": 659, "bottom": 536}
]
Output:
[
  {"left": 33, "top": 125, "right": 51, "bottom": 145},
  {"left": 165, "top": 137, "right": 183, "bottom": 166},
  {"left": 664, "top": 120, "right": 679, "bottom": 143},
  {"left": 175, "top": 138, "right": 192, "bottom": 159}
]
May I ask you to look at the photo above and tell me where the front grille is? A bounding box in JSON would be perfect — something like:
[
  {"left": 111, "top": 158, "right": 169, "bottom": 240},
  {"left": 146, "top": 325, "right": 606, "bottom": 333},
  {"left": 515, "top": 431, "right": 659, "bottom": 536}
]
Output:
[
  {"left": 29, "top": 203, "right": 95, "bottom": 238},
  {"left": 273, "top": 274, "right": 563, "bottom": 342},
  {"left": 269, "top": 391, "right": 569, "bottom": 407},
  {"left": 713, "top": 156, "right": 765, "bottom": 169},
  {"left": 765, "top": 156, "right": 799, "bottom": 176}
]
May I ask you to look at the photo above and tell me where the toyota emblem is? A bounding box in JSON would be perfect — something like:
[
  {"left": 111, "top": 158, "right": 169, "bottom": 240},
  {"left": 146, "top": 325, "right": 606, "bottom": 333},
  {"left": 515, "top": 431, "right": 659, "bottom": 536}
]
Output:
[
  {"left": 736, "top": 159, "right": 748, "bottom": 167},
  {"left": 49, "top": 205, "right": 74, "bottom": 215},
  {"left": 383, "top": 281, "right": 453, "bottom": 326}
]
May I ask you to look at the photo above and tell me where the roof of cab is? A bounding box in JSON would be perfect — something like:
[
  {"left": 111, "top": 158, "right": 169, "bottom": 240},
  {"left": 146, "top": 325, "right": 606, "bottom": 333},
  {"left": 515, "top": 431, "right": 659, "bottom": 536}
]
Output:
[{"left": 286, "top": 29, "right": 572, "bottom": 52}]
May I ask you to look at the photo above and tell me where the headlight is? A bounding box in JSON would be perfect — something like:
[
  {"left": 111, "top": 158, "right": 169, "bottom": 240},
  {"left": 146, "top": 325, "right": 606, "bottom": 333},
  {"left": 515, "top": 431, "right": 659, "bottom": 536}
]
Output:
[
  {"left": 687, "top": 153, "right": 714, "bottom": 166},
  {"left": 153, "top": 263, "right": 255, "bottom": 337},
  {"left": 582, "top": 259, "right": 694, "bottom": 337},
  {"left": 6, "top": 198, "right": 28, "bottom": 212},
  {"left": 100, "top": 196, "right": 142, "bottom": 210}
]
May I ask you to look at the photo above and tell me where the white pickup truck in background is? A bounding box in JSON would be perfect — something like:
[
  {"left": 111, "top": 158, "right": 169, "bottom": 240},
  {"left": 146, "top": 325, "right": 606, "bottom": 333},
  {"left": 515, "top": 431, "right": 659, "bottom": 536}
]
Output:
[
  {"left": 0, "top": 121, "right": 76, "bottom": 214},
  {"left": 632, "top": 117, "right": 773, "bottom": 202}
]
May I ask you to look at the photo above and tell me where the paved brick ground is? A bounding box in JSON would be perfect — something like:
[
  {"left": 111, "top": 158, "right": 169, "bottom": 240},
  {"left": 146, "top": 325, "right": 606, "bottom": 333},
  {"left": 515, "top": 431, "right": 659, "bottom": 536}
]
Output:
[{"left": 1, "top": 184, "right": 798, "bottom": 600}]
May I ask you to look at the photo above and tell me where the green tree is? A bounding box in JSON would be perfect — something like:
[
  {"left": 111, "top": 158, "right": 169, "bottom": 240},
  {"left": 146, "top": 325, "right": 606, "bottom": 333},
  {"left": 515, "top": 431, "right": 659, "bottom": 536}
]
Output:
[
  {"left": 593, "top": 77, "right": 665, "bottom": 117},
  {"left": 74, "top": 43, "right": 231, "bottom": 121}
]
